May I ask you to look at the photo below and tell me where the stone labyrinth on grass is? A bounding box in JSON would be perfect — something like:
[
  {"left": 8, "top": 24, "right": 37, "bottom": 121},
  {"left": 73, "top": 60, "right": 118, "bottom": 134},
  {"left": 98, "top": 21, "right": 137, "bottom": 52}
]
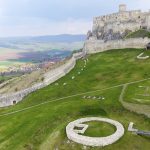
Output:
[{"left": 66, "top": 117, "right": 124, "bottom": 147}]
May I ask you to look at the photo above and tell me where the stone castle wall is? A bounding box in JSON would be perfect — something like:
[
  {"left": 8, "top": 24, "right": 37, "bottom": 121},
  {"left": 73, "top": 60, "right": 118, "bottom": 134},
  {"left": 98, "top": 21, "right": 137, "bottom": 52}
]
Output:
[
  {"left": 0, "top": 52, "right": 85, "bottom": 107},
  {"left": 90, "top": 5, "right": 150, "bottom": 41},
  {"left": 84, "top": 38, "right": 150, "bottom": 54},
  {"left": 93, "top": 9, "right": 150, "bottom": 31}
]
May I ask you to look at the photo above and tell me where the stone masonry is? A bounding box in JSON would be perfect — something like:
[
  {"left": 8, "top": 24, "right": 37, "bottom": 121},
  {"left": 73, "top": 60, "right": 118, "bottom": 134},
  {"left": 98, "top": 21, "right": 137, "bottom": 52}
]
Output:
[
  {"left": 84, "top": 5, "right": 150, "bottom": 54},
  {"left": 88, "top": 4, "right": 150, "bottom": 41},
  {"left": 66, "top": 117, "right": 124, "bottom": 147},
  {"left": 84, "top": 37, "right": 150, "bottom": 54}
]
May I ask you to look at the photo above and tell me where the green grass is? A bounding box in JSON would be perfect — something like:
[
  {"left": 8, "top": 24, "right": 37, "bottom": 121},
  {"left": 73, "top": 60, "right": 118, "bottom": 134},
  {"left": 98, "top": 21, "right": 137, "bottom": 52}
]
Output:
[
  {"left": 124, "top": 80, "right": 150, "bottom": 105},
  {"left": 125, "top": 29, "right": 150, "bottom": 39},
  {"left": 83, "top": 121, "right": 116, "bottom": 137},
  {"left": 0, "top": 48, "right": 150, "bottom": 150}
]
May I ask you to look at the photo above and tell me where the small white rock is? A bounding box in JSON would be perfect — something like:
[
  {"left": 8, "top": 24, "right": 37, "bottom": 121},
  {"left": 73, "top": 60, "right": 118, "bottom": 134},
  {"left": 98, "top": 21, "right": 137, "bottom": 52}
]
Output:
[{"left": 63, "top": 83, "right": 67, "bottom": 86}]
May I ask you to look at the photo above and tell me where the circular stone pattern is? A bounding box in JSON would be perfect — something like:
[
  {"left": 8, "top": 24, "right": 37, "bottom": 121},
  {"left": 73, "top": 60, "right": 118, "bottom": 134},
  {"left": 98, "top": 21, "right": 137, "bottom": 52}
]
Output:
[{"left": 66, "top": 117, "right": 124, "bottom": 147}]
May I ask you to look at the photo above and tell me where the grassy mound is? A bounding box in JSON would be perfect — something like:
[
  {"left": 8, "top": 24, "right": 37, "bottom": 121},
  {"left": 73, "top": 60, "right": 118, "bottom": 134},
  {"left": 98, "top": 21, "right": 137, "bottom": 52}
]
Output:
[
  {"left": 0, "top": 49, "right": 150, "bottom": 150},
  {"left": 125, "top": 29, "right": 150, "bottom": 39}
]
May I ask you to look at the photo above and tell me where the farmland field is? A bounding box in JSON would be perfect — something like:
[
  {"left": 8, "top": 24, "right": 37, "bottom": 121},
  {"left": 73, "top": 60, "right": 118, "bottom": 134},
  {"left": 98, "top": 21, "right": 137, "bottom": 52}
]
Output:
[
  {"left": 0, "top": 35, "right": 85, "bottom": 70},
  {"left": 0, "top": 47, "right": 72, "bottom": 69}
]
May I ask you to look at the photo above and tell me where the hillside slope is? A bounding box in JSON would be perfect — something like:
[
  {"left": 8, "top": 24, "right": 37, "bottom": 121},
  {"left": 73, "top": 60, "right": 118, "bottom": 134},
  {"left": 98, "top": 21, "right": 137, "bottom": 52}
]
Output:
[{"left": 0, "top": 49, "right": 150, "bottom": 150}]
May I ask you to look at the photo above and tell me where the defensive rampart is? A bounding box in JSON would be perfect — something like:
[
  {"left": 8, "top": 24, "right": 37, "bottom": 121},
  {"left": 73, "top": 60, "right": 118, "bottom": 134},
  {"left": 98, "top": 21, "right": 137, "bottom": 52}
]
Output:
[
  {"left": 83, "top": 38, "right": 150, "bottom": 54},
  {"left": 0, "top": 52, "right": 85, "bottom": 107}
]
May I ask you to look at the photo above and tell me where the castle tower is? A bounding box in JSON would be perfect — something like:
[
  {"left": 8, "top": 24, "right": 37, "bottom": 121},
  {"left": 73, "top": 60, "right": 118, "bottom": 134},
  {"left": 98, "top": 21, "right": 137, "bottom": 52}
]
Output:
[{"left": 119, "top": 4, "right": 127, "bottom": 12}]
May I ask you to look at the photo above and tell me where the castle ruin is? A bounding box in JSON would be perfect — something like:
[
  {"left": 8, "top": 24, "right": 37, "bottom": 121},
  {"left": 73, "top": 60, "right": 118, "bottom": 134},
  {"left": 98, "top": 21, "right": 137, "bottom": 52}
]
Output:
[
  {"left": 87, "top": 4, "right": 150, "bottom": 41},
  {"left": 84, "top": 5, "right": 150, "bottom": 53}
]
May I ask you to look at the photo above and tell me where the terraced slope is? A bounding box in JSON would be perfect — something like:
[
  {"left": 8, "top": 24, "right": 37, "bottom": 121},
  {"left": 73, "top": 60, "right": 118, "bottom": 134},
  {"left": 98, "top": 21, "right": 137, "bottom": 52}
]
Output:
[{"left": 0, "top": 49, "right": 150, "bottom": 150}]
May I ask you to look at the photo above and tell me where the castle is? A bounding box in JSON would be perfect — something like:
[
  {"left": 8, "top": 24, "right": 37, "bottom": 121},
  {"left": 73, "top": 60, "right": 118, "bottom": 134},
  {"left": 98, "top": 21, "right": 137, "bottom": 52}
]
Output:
[
  {"left": 87, "top": 4, "right": 150, "bottom": 41},
  {"left": 84, "top": 5, "right": 150, "bottom": 53}
]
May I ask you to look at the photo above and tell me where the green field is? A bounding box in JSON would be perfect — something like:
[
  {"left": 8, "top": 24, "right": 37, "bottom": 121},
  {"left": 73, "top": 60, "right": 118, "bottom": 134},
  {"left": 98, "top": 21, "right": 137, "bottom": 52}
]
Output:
[{"left": 0, "top": 48, "right": 150, "bottom": 150}]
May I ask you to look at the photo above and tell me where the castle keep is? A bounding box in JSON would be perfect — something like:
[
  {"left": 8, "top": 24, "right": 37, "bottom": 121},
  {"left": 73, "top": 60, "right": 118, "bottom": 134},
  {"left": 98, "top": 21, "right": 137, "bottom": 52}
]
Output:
[{"left": 88, "top": 4, "right": 150, "bottom": 41}]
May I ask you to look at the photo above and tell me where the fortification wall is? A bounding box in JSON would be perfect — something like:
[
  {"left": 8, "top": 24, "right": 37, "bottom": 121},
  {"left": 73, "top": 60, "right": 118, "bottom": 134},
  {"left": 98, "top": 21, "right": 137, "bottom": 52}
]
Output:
[
  {"left": 104, "top": 21, "right": 141, "bottom": 33},
  {"left": 93, "top": 10, "right": 142, "bottom": 25},
  {"left": 83, "top": 38, "right": 150, "bottom": 54},
  {"left": 0, "top": 52, "right": 84, "bottom": 107},
  {"left": 92, "top": 5, "right": 150, "bottom": 41}
]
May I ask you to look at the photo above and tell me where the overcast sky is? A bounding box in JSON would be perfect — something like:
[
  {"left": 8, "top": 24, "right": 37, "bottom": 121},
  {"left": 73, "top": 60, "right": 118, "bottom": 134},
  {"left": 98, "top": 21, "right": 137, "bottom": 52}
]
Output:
[{"left": 0, "top": 0, "right": 150, "bottom": 37}]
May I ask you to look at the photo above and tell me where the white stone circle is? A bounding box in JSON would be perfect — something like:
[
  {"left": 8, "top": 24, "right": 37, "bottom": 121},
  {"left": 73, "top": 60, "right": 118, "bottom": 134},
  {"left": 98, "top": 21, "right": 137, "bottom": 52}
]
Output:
[{"left": 66, "top": 117, "right": 124, "bottom": 147}]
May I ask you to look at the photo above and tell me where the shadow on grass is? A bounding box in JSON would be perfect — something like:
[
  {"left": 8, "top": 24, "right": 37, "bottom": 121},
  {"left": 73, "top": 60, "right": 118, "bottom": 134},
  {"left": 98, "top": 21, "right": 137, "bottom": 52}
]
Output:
[{"left": 79, "top": 106, "right": 107, "bottom": 117}]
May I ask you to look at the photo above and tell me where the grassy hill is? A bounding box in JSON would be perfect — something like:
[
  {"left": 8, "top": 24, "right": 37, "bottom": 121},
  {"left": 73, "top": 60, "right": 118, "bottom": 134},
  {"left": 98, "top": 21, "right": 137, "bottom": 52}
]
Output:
[
  {"left": 125, "top": 29, "right": 150, "bottom": 39},
  {"left": 0, "top": 48, "right": 150, "bottom": 150}
]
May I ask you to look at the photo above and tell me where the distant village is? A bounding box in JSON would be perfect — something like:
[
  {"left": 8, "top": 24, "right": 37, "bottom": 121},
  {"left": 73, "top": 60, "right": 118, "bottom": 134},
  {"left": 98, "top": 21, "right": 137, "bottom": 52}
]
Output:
[
  {"left": 0, "top": 58, "right": 67, "bottom": 76},
  {"left": 0, "top": 48, "right": 74, "bottom": 76}
]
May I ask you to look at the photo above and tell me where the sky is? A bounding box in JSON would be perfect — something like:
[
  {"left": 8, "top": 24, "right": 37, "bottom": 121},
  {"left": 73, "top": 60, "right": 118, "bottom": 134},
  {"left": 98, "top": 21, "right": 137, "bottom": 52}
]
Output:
[{"left": 0, "top": 0, "right": 150, "bottom": 37}]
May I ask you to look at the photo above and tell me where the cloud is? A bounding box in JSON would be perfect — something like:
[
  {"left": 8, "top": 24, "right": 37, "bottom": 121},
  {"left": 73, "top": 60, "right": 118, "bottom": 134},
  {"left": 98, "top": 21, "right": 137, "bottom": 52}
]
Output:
[
  {"left": 0, "top": 18, "right": 92, "bottom": 37},
  {"left": 0, "top": 0, "right": 150, "bottom": 36},
  {"left": 127, "top": 0, "right": 150, "bottom": 11}
]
